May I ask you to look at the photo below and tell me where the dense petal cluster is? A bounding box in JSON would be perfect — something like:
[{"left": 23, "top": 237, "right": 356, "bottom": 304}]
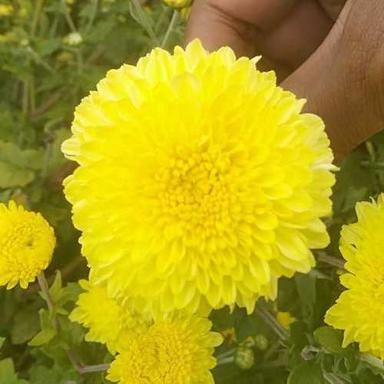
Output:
[
  {"left": 70, "top": 280, "right": 148, "bottom": 353},
  {"left": 325, "top": 194, "right": 384, "bottom": 358},
  {"left": 0, "top": 201, "right": 55, "bottom": 289},
  {"left": 107, "top": 316, "right": 222, "bottom": 384},
  {"left": 63, "top": 40, "right": 335, "bottom": 316}
]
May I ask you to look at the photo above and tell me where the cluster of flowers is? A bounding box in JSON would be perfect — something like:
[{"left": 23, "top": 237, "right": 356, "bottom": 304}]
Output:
[{"left": 1, "top": 40, "right": 384, "bottom": 382}]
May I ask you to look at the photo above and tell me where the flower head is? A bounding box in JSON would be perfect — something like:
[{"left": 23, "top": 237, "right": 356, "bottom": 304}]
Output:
[
  {"left": 70, "top": 280, "right": 148, "bottom": 353},
  {"left": 325, "top": 194, "right": 384, "bottom": 358},
  {"left": 0, "top": 201, "right": 55, "bottom": 289},
  {"left": 107, "top": 315, "right": 222, "bottom": 384},
  {"left": 63, "top": 40, "right": 335, "bottom": 316}
]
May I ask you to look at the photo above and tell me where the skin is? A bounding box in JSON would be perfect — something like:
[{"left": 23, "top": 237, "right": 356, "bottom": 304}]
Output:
[{"left": 186, "top": 0, "right": 384, "bottom": 160}]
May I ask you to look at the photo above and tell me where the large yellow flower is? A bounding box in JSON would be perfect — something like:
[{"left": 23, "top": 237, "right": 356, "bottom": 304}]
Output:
[
  {"left": 0, "top": 201, "right": 55, "bottom": 289},
  {"left": 63, "top": 40, "right": 335, "bottom": 315},
  {"left": 70, "top": 280, "right": 148, "bottom": 353},
  {"left": 325, "top": 194, "right": 384, "bottom": 359},
  {"left": 107, "top": 315, "right": 222, "bottom": 384}
]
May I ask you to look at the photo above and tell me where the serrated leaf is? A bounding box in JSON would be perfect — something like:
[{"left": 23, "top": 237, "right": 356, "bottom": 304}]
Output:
[
  {"left": 28, "top": 329, "right": 56, "bottom": 347},
  {"left": 0, "top": 162, "right": 35, "bottom": 188},
  {"left": 288, "top": 362, "right": 325, "bottom": 384},
  {"left": 0, "top": 141, "right": 44, "bottom": 188},
  {"left": 314, "top": 326, "right": 344, "bottom": 354}
]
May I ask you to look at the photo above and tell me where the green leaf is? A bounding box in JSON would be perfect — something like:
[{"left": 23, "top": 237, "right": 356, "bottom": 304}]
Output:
[
  {"left": 0, "top": 162, "right": 35, "bottom": 189},
  {"left": 295, "top": 273, "right": 316, "bottom": 326},
  {"left": 314, "top": 326, "right": 344, "bottom": 354},
  {"left": 288, "top": 362, "right": 325, "bottom": 384},
  {"left": 0, "top": 358, "right": 28, "bottom": 384},
  {"left": 0, "top": 141, "right": 44, "bottom": 188},
  {"left": 10, "top": 306, "right": 40, "bottom": 345},
  {"left": 0, "top": 337, "right": 5, "bottom": 349},
  {"left": 28, "top": 329, "right": 56, "bottom": 347}
]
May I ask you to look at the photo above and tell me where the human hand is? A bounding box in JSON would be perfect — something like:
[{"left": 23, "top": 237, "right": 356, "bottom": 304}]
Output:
[{"left": 186, "top": 0, "right": 384, "bottom": 159}]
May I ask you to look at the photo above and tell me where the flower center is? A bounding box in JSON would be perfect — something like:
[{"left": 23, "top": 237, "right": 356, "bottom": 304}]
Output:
[{"left": 156, "top": 149, "right": 233, "bottom": 238}]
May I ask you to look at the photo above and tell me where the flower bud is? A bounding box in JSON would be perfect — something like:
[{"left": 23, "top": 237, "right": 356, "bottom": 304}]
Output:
[
  {"left": 163, "top": 0, "right": 192, "bottom": 10},
  {"left": 235, "top": 347, "right": 254, "bottom": 370},
  {"left": 254, "top": 334, "right": 269, "bottom": 351},
  {"left": 63, "top": 32, "right": 83, "bottom": 46}
]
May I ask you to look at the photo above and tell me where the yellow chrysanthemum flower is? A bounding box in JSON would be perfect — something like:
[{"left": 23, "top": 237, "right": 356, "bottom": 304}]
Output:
[
  {"left": 0, "top": 201, "right": 55, "bottom": 289},
  {"left": 325, "top": 194, "right": 384, "bottom": 359},
  {"left": 63, "top": 40, "right": 335, "bottom": 316},
  {"left": 70, "top": 280, "right": 148, "bottom": 353},
  {"left": 107, "top": 315, "right": 222, "bottom": 384}
]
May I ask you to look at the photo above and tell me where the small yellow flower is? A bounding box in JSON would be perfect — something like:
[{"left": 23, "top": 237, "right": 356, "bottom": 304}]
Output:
[
  {"left": 107, "top": 315, "right": 222, "bottom": 384},
  {"left": 277, "top": 311, "right": 296, "bottom": 329},
  {"left": 0, "top": 201, "right": 55, "bottom": 289},
  {"left": 325, "top": 194, "right": 384, "bottom": 359},
  {"left": 163, "top": 0, "right": 192, "bottom": 9},
  {"left": 63, "top": 40, "right": 335, "bottom": 317},
  {"left": 0, "top": 4, "right": 13, "bottom": 17},
  {"left": 70, "top": 280, "right": 148, "bottom": 353}
]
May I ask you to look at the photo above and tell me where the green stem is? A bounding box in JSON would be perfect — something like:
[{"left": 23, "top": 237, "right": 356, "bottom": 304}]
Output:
[
  {"left": 161, "top": 10, "right": 179, "bottom": 49},
  {"left": 255, "top": 303, "right": 289, "bottom": 340},
  {"left": 84, "top": 0, "right": 99, "bottom": 35},
  {"left": 37, "top": 272, "right": 54, "bottom": 312},
  {"left": 38, "top": 273, "right": 107, "bottom": 376},
  {"left": 31, "top": 0, "right": 44, "bottom": 37},
  {"left": 217, "top": 356, "right": 234, "bottom": 366},
  {"left": 130, "top": 0, "right": 159, "bottom": 45},
  {"left": 61, "top": 0, "right": 77, "bottom": 32},
  {"left": 216, "top": 348, "right": 236, "bottom": 360},
  {"left": 317, "top": 253, "right": 345, "bottom": 270}
]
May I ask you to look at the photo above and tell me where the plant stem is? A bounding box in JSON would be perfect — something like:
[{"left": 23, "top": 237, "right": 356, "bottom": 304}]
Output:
[
  {"left": 161, "top": 10, "right": 179, "bottom": 49},
  {"left": 216, "top": 348, "right": 236, "bottom": 360},
  {"left": 130, "top": 0, "right": 159, "bottom": 46},
  {"left": 61, "top": 0, "right": 77, "bottom": 32},
  {"left": 37, "top": 272, "right": 54, "bottom": 312},
  {"left": 31, "top": 0, "right": 44, "bottom": 37},
  {"left": 255, "top": 303, "right": 289, "bottom": 340},
  {"left": 85, "top": 0, "right": 99, "bottom": 35},
  {"left": 317, "top": 253, "right": 345, "bottom": 270},
  {"left": 68, "top": 351, "right": 110, "bottom": 374},
  {"left": 217, "top": 356, "right": 234, "bottom": 366},
  {"left": 37, "top": 272, "right": 108, "bottom": 376}
]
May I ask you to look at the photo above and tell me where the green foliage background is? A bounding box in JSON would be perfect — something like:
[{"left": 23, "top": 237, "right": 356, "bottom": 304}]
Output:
[{"left": 0, "top": 0, "right": 383, "bottom": 383}]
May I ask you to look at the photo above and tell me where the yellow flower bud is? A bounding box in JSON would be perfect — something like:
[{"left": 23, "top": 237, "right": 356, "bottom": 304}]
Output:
[{"left": 163, "top": 0, "right": 192, "bottom": 10}]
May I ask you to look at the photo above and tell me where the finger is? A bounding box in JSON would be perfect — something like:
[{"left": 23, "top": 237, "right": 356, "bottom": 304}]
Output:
[
  {"left": 318, "top": 0, "right": 347, "bottom": 20},
  {"left": 206, "top": 0, "right": 297, "bottom": 30},
  {"left": 256, "top": 0, "right": 333, "bottom": 70},
  {"left": 185, "top": 0, "right": 298, "bottom": 56},
  {"left": 185, "top": 0, "right": 258, "bottom": 57}
]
